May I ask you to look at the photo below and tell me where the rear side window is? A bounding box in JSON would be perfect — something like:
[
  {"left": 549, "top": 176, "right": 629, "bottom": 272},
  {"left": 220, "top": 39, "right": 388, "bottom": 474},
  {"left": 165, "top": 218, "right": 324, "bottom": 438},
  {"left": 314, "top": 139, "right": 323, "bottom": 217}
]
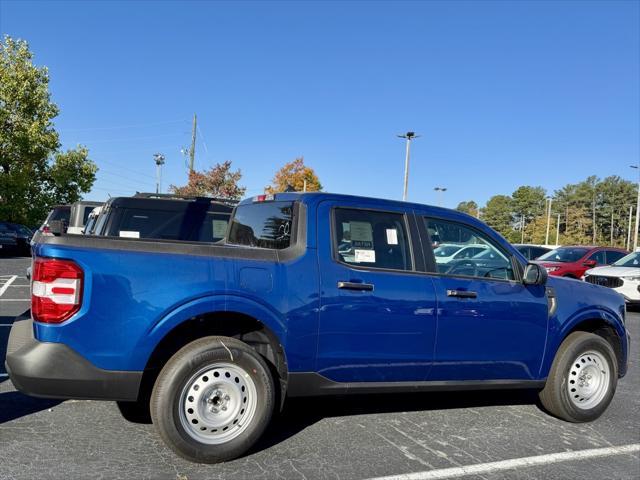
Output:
[
  {"left": 118, "top": 209, "right": 184, "bottom": 239},
  {"left": 333, "top": 208, "right": 412, "bottom": 271},
  {"left": 227, "top": 201, "right": 294, "bottom": 249}
]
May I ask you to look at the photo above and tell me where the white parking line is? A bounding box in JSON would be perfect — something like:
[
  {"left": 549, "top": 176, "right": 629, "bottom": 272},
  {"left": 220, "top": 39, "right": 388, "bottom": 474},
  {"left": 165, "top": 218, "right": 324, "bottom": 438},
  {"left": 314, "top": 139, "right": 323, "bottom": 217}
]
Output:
[
  {"left": 367, "top": 444, "right": 640, "bottom": 480},
  {"left": 0, "top": 275, "right": 17, "bottom": 297},
  {"left": 0, "top": 299, "right": 30, "bottom": 302}
]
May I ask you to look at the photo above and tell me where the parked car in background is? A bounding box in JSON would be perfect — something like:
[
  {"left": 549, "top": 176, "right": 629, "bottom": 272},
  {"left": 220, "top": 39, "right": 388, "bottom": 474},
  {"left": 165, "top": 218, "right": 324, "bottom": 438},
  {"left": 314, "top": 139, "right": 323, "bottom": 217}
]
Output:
[
  {"left": 38, "top": 205, "right": 71, "bottom": 236},
  {"left": 67, "top": 200, "right": 103, "bottom": 234},
  {"left": 82, "top": 205, "right": 103, "bottom": 235},
  {"left": 91, "top": 193, "right": 236, "bottom": 242},
  {"left": 0, "top": 222, "right": 33, "bottom": 256},
  {"left": 535, "top": 246, "right": 628, "bottom": 278},
  {"left": 6, "top": 192, "right": 630, "bottom": 464},
  {"left": 0, "top": 222, "right": 18, "bottom": 254},
  {"left": 584, "top": 251, "right": 640, "bottom": 304},
  {"left": 513, "top": 244, "right": 552, "bottom": 260},
  {"left": 433, "top": 243, "right": 489, "bottom": 264}
]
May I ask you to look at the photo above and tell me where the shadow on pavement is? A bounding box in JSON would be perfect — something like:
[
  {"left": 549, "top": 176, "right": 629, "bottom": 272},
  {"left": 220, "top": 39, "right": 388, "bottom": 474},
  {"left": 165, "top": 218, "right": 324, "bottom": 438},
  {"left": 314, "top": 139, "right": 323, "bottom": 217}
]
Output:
[
  {"left": 0, "top": 383, "right": 61, "bottom": 424},
  {"left": 251, "top": 388, "right": 540, "bottom": 455}
]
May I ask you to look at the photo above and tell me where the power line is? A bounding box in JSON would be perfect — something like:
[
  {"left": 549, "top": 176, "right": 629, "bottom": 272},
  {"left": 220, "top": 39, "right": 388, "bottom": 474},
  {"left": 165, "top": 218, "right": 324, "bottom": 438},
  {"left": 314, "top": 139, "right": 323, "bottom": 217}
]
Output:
[
  {"left": 94, "top": 158, "right": 157, "bottom": 180},
  {"left": 58, "top": 119, "right": 189, "bottom": 133}
]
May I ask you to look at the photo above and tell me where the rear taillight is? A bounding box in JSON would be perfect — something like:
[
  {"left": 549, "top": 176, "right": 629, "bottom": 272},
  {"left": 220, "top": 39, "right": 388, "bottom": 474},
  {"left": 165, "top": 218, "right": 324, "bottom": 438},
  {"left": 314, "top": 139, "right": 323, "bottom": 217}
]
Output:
[{"left": 32, "top": 257, "right": 83, "bottom": 324}]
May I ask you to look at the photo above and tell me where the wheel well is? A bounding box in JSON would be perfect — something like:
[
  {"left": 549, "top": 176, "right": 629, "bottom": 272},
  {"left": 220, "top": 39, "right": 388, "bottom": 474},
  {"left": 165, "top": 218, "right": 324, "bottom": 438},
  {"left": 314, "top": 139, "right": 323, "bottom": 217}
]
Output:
[
  {"left": 137, "top": 312, "right": 288, "bottom": 404},
  {"left": 566, "top": 319, "right": 623, "bottom": 373}
]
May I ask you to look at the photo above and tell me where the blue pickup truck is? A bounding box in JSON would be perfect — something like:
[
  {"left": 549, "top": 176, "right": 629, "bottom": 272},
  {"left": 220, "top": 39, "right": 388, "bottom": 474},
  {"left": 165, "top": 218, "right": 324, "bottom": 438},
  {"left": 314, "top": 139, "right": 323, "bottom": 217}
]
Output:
[{"left": 6, "top": 193, "right": 630, "bottom": 463}]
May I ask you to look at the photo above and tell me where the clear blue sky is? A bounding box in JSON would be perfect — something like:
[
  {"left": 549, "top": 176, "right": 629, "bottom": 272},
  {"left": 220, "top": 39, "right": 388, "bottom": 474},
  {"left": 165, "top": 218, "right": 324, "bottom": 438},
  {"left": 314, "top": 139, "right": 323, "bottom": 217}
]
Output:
[{"left": 1, "top": 0, "right": 638, "bottom": 207}]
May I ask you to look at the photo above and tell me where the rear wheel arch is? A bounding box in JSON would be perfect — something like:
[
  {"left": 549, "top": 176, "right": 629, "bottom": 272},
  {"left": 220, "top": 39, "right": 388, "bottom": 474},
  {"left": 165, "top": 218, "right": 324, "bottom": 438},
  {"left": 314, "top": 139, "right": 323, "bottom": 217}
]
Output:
[{"left": 138, "top": 311, "right": 288, "bottom": 407}]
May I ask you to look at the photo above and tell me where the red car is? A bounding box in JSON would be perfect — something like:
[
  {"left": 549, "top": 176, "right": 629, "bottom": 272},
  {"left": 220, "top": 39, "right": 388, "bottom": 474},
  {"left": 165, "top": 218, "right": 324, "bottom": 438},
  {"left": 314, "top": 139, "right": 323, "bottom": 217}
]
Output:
[{"left": 535, "top": 245, "right": 628, "bottom": 278}]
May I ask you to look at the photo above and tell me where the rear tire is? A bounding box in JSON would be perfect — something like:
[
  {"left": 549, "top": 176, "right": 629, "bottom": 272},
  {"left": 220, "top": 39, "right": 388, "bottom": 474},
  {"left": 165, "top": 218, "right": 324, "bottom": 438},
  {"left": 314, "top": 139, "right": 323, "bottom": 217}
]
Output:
[
  {"left": 539, "top": 332, "right": 617, "bottom": 422},
  {"left": 150, "top": 336, "right": 275, "bottom": 463}
]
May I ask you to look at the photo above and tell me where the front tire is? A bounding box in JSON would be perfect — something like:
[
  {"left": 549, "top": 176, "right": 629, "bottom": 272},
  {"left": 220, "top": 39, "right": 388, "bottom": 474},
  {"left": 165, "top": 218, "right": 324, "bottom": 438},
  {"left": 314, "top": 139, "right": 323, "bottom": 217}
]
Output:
[
  {"left": 539, "top": 332, "right": 617, "bottom": 422},
  {"left": 150, "top": 336, "right": 275, "bottom": 463}
]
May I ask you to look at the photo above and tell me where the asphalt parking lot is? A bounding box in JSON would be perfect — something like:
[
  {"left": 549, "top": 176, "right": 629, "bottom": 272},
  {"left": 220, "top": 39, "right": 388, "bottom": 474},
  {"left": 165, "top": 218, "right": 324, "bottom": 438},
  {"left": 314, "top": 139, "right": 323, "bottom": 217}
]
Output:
[{"left": 0, "top": 256, "right": 638, "bottom": 480}]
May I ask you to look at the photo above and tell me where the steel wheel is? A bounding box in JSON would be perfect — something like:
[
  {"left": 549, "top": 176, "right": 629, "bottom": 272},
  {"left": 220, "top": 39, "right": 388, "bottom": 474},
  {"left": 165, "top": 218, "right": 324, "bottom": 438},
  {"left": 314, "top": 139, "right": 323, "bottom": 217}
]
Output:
[
  {"left": 566, "top": 350, "right": 611, "bottom": 410},
  {"left": 179, "top": 362, "right": 258, "bottom": 444}
]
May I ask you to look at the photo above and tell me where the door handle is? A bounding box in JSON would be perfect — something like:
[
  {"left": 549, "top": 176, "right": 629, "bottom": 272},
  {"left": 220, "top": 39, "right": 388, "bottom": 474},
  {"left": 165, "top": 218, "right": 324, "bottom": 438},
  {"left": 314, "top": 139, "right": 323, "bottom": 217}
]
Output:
[
  {"left": 447, "top": 289, "right": 477, "bottom": 299},
  {"left": 338, "top": 281, "right": 374, "bottom": 291}
]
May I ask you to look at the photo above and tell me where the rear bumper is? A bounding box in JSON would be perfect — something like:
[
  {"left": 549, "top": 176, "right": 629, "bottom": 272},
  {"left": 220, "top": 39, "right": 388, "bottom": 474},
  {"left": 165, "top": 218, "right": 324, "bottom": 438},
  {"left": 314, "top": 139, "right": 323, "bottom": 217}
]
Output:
[{"left": 5, "top": 317, "right": 142, "bottom": 401}]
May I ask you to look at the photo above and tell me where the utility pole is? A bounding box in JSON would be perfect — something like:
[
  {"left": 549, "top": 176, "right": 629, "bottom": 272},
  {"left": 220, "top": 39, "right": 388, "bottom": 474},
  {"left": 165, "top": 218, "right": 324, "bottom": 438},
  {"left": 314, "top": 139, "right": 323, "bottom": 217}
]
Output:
[
  {"left": 153, "top": 153, "right": 165, "bottom": 194},
  {"left": 398, "top": 132, "right": 420, "bottom": 201},
  {"left": 592, "top": 192, "right": 597, "bottom": 244},
  {"left": 434, "top": 187, "right": 447, "bottom": 207},
  {"left": 303, "top": 179, "right": 307, "bottom": 192},
  {"left": 632, "top": 164, "right": 640, "bottom": 251},
  {"left": 610, "top": 210, "right": 615, "bottom": 246},
  {"left": 545, "top": 197, "right": 553, "bottom": 246},
  {"left": 189, "top": 113, "right": 197, "bottom": 173},
  {"left": 556, "top": 214, "right": 561, "bottom": 246},
  {"left": 627, "top": 205, "right": 633, "bottom": 250},
  {"left": 521, "top": 214, "right": 525, "bottom": 243}
]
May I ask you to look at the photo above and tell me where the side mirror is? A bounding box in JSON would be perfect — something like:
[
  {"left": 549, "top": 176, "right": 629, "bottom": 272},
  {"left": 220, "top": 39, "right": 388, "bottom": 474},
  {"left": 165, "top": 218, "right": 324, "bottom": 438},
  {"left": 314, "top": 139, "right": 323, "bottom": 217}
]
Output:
[
  {"left": 523, "top": 263, "right": 548, "bottom": 286},
  {"left": 583, "top": 259, "right": 597, "bottom": 267}
]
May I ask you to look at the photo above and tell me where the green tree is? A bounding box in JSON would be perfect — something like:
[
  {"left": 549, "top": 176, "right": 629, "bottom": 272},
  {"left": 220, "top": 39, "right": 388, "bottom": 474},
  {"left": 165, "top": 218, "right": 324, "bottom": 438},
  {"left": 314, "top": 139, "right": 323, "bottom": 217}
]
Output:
[
  {"left": 266, "top": 157, "right": 322, "bottom": 193},
  {"left": 169, "top": 161, "right": 246, "bottom": 199},
  {"left": 481, "top": 195, "right": 517, "bottom": 241},
  {"left": 456, "top": 200, "right": 479, "bottom": 217},
  {"left": 0, "top": 36, "right": 97, "bottom": 225}
]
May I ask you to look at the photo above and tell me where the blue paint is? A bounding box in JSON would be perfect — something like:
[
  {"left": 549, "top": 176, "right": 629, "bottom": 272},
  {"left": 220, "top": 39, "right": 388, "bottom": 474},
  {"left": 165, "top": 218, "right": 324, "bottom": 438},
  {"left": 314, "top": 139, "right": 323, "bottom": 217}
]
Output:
[{"left": 32, "top": 193, "right": 629, "bottom": 385}]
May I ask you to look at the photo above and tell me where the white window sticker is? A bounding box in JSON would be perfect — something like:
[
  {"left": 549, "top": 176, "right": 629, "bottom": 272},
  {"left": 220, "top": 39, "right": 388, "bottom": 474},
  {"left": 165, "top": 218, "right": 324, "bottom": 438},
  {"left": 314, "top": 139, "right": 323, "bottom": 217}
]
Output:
[
  {"left": 119, "top": 230, "right": 140, "bottom": 239},
  {"left": 349, "top": 222, "right": 373, "bottom": 242},
  {"left": 354, "top": 249, "right": 376, "bottom": 263},
  {"left": 212, "top": 219, "right": 228, "bottom": 238},
  {"left": 386, "top": 228, "right": 398, "bottom": 245}
]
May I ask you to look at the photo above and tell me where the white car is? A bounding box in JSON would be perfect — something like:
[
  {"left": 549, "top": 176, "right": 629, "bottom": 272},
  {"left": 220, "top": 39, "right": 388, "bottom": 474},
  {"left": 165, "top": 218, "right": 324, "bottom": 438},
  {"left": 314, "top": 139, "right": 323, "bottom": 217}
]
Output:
[
  {"left": 433, "top": 243, "right": 489, "bottom": 264},
  {"left": 584, "top": 252, "right": 640, "bottom": 304}
]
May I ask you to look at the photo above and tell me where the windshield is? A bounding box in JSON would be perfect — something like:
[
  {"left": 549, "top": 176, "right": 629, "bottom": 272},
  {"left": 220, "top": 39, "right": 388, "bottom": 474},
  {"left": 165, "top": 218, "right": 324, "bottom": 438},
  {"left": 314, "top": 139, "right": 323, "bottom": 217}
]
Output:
[
  {"left": 538, "top": 247, "right": 589, "bottom": 263},
  {"left": 433, "top": 245, "right": 463, "bottom": 257},
  {"left": 612, "top": 252, "right": 640, "bottom": 267}
]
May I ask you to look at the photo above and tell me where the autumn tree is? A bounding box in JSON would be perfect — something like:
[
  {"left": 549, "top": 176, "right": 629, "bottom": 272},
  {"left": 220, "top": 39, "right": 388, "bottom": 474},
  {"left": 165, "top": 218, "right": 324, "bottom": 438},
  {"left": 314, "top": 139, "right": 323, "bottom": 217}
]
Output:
[
  {"left": 456, "top": 200, "right": 479, "bottom": 217},
  {"left": 266, "top": 157, "right": 322, "bottom": 194},
  {"left": 0, "top": 36, "right": 97, "bottom": 225},
  {"left": 169, "top": 161, "right": 246, "bottom": 199}
]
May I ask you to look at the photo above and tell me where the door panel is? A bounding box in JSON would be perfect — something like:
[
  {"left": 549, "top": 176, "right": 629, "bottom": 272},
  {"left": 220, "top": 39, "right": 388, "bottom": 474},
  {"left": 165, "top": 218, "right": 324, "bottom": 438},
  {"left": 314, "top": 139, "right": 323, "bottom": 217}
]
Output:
[
  {"left": 316, "top": 202, "right": 437, "bottom": 382},
  {"left": 422, "top": 216, "right": 548, "bottom": 381}
]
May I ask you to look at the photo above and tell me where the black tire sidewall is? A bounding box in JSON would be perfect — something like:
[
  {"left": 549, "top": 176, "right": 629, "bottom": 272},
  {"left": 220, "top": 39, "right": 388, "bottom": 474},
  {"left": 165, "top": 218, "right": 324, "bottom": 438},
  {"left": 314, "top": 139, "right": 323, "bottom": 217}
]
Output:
[
  {"left": 151, "top": 338, "right": 275, "bottom": 463},
  {"left": 554, "top": 333, "right": 618, "bottom": 422}
]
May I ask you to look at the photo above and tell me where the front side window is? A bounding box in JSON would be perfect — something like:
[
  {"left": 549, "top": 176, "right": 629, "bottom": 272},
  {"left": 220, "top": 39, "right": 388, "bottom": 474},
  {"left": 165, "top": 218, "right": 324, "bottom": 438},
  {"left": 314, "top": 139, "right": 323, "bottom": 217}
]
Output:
[
  {"left": 227, "top": 201, "right": 294, "bottom": 249},
  {"left": 425, "top": 218, "right": 515, "bottom": 280},
  {"left": 588, "top": 251, "right": 606, "bottom": 265},
  {"left": 333, "top": 208, "right": 412, "bottom": 271}
]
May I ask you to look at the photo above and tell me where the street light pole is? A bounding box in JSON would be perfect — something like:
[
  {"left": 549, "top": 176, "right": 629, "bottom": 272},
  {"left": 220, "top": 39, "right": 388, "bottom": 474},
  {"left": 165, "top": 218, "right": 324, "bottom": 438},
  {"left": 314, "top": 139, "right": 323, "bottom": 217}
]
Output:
[
  {"left": 434, "top": 187, "right": 447, "bottom": 207},
  {"left": 545, "top": 197, "right": 553, "bottom": 246},
  {"left": 627, "top": 205, "right": 633, "bottom": 250},
  {"left": 632, "top": 164, "right": 640, "bottom": 251},
  {"left": 154, "top": 153, "right": 166, "bottom": 194},
  {"left": 398, "top": 132, "right": 420, "bottom": 201},
  {"left": 556, "top": 213, "right": 561, "bottom": 246}
]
